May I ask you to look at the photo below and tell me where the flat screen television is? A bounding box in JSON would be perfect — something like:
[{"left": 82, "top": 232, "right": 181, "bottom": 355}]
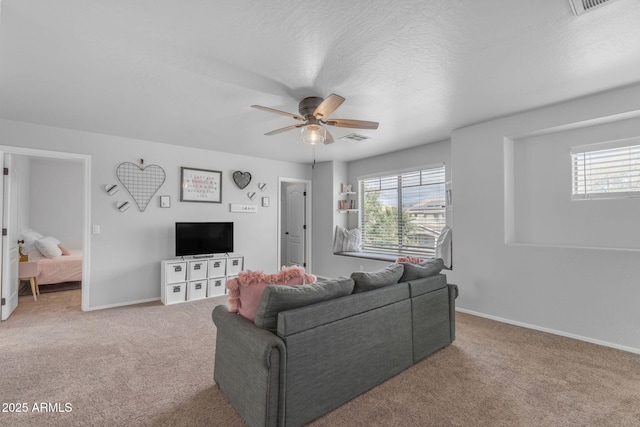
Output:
[{"left": 175, "top": 222, "right": 234, "bottom": 257}]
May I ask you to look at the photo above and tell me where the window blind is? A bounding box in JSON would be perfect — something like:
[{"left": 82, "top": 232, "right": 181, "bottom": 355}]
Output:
[
  {"left": 572, "top": 144, "right": 640, "bottom": 199},
  {"left": 359, "top": 165, "right": 445, "bottom": 257}
]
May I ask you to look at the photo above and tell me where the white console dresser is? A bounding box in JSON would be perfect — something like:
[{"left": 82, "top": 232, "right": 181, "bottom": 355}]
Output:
[{"left": 160, "top": 255, "right": 244, "bottom": 305}]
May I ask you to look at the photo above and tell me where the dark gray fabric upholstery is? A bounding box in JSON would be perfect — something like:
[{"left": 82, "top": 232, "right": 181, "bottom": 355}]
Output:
[
  {"left": 212, "top": 273, "right": 458, "bottom": 427},
  {"left": 282, "top": 299, "right": 413, "bottom": 426},
  {"left": 254, "top": 278, "right": 354, "bottom": 332},
  {"left": 399, "top": 257, "right": 445, "bottom": 282},
  {"left": 448, "top": 283, "right": 458, "bottom": 341},
  {"left": 411, "top": 287, "right": 451, "bottom": 362},
  {"left": 212, "top": 306, "right": 285, "bottom": 427},
  {"left": 277, "top": 282, "right": 409, "bottom": 337},
  {"left": 350, "top": 263, "right": 404, "bottom": 293},
  {"left": 407, "top": 274, "right": 447, "bottom": 297}
]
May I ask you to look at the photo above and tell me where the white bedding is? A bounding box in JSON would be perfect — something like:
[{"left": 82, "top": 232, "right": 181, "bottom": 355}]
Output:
[{"left": 32, "top": 248, "right": 83, "bottom": 285}]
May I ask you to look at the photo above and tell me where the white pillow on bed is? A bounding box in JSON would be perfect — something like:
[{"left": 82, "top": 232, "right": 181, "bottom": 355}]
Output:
[
  {"left": 20, "top": 229, "right": 43, "bottom": 243},
  {"left": 19, "top": 229, "right": 44, "bottom": 258},
  {"left": 34, "top": 236, "right": 62, "bottom": 258}
]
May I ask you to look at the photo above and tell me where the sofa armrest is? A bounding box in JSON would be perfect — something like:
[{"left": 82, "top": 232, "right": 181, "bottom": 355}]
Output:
[{"left": 212, "top": 305, "right": 286, "bottom": 427}]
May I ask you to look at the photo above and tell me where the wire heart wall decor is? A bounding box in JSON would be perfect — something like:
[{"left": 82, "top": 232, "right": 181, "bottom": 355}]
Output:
[{"left": 116, "top": 162, "right": 166, "bottom": 212}]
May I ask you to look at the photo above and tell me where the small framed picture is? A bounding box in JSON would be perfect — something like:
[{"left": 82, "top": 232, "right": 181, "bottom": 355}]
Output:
[{"left": 180, "top": 167, "right": 222, "bottom": 203}]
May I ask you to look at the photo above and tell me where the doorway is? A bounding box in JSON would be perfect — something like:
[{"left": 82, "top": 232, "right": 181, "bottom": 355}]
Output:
[
  {"left": 278, "top": 178, "right": 312, "bottom": 271},
  {"left": 0, "top": 146, "right": 90, "bottom": 320}
]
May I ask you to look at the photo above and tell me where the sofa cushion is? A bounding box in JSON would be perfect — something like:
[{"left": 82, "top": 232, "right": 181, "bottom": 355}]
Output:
[
  {"left": 226, "top": 266, "right": 317, "bottom": 321},
  {"left": 399, "top": 258, "right": 444, "bottom": 282},
  {"left": 254, "top": 278, "right": 354, "bottom": 332},
  {"left": 351, "top": 263, "right": 404, "bottom": 293}
]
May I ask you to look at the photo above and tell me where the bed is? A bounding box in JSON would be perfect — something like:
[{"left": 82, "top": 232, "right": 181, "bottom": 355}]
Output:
[
  {"left": 19, "top": 228, "right": 83, "bottom": 286},
  {"left": 32, "top": 248, "right": 83, "bottom": 285}
]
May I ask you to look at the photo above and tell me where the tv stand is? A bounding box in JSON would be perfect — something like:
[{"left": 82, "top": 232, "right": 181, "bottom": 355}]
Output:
[{"left": 160, "top": 255, "right": 244, "bottom": 305}]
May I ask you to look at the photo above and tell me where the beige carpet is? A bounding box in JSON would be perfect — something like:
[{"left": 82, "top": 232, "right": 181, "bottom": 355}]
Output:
[{"left": 1, "top": 290, "right": 639, "bottom": 426}]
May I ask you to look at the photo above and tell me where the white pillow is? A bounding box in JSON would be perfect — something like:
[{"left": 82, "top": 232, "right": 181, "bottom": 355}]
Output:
[
  {"left": 34, "top": 236, "right": 62, "bottom": 258},
  {"left": 19, "top": 229, "right": 44, "bottom": 258},
  {"left": 333, "top": 225, "right": 362, "bottom": 253},
  {"left": 20, "top": 229, "right": 43, "bottom": 244}
]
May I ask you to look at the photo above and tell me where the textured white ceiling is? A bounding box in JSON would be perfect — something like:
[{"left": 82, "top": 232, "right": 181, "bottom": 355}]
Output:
[{"left": 1, "top": 0, "right": 640, "bottom": 163}]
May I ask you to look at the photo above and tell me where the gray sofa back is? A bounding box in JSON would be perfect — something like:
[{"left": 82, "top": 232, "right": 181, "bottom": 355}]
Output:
[{"left": 277, "top": 282, "right": 413, "bottom": 426}]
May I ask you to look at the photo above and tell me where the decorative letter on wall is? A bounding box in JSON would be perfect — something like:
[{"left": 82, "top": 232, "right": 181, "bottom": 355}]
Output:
[{"left": 116, "top": 162, "right": 166, "bottom": 212}]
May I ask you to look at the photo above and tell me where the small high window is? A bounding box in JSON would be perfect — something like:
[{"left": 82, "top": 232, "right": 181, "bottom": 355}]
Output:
[{"left": 571, "top": 139, "right": 640, "bottom": 200}]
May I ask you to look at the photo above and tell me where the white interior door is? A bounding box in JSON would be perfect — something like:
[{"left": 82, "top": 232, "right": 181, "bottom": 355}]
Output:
[
  {"left": 284, "top": 183, "right": 306, "bottom": 268},
  {"left": 1, "top": 154, "right": 19, "bottom": 320}
]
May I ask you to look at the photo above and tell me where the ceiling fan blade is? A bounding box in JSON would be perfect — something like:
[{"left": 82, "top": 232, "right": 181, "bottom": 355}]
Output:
[
  {"left": 323, "top": 128, "right": 335, "bottom": 145},
  {"left": 313, "top": 93, "right": 345, "bottom": 119},
  {"left": 251, "top": 105, "right": 305, "bottom": 121},
  {"left": 324, "top": 119, "right": 379, "bottom": 130},
  {"left": 264, "top": 124, "right": 305, "bottom": 136}
]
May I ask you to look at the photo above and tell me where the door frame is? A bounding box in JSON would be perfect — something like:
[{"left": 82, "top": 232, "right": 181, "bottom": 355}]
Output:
[
  {"left": 0, "top": 151, "right": 19, "bottom": 320},
  {"left": 277, "top": 177, "right": 312, "bottom": 273},
  {"left": 0, "top": 145, "right": 91, "bottom": 312}
]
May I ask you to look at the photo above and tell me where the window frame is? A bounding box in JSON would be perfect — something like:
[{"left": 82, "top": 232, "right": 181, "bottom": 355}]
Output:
[
  {"left": 358, "top": 164, "right": 446, "bottom": 258},
  {"left": 571, "top": 137, "right": 640, "bottom": 201}
]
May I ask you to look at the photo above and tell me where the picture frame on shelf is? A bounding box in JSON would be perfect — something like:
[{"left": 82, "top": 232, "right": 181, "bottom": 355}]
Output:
[{"left": 180, "top": 167, "right": 222, "bottom": 203}]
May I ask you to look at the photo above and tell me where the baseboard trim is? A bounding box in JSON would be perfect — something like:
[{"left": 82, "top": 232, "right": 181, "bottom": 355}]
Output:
[
  {"left": 456, "top": 308, "right": 640, "bottom": 355},
  {"left": 86, "top": 297, "right": 161, "bottom": 311}
]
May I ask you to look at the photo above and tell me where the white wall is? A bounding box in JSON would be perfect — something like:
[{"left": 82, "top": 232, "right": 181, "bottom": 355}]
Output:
[
  {"left": 511, "top": 116, "right": 640, "bottom": 249},
  {"left": 0, "top": 119, "right": 311, "bottom": 309},
  {"left": 311, "top": 161, "right": 335, "bottom": 277},
  {"left": 29, "top": 157, "right": 84, "bottom": 248},
  {"left": 311, "top": 140, "right": 453, "bottom": 279},
  {"left": 452, "top": 83, "right": 640, "bottom": 353}
]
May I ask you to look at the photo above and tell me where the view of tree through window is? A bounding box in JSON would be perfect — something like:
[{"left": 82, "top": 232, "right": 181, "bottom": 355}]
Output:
[
  {"left": 359, "top": 166, "right": 446, "bottom": 257},
  {"left": 572, "top": 143, "right": 640, "bottom": 199}
]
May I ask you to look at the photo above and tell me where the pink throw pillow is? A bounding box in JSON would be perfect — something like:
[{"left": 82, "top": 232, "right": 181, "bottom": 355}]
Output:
[
  {"left": 58, "top": 244, "right": 71, "bottom": 256},
  {"left": 396, "top": 256, "right": 424, "bottom": 264},
  {"left": 226, "top": 266, "right": 317, "bottom": 321}
]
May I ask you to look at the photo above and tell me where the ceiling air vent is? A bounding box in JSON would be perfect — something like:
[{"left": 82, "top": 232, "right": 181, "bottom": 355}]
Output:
[
  {"left": 338, "top": 133, "right": 371, "bottom": 143},
  {"left": 569, "top": 0, "right": 619, "bottom": 15}
]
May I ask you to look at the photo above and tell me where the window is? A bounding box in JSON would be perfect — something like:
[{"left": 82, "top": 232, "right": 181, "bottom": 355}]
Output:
[
  {"left": 572, "top": 140, "right": 640, "bottom": 200},
  {"left": 359, "top": 165, "right": 446, "bottom": 257}
]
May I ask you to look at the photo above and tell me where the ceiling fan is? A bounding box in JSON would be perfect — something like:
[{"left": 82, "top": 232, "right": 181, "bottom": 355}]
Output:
[{"left": 251, "top": 94, "right": 379, "bottom": 145}]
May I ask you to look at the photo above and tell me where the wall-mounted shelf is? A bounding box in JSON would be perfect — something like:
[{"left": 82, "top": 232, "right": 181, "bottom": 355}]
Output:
[{"left": 338, "top": 185, "right": 357, "bottom": 212}]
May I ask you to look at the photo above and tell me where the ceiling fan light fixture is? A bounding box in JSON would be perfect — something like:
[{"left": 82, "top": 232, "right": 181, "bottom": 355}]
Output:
[{"left": 301, "top": 124, "right": 326, "bottom": 145}]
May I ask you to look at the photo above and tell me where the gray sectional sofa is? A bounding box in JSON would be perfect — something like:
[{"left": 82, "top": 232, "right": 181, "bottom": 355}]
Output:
[{"left": 212, "top": 263, "right": 458, "bottom": 427}]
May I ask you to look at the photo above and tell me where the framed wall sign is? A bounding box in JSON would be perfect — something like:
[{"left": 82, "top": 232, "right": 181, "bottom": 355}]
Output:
[{"left": 180, "top": 167, "right": 222, "bottom": 203}]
